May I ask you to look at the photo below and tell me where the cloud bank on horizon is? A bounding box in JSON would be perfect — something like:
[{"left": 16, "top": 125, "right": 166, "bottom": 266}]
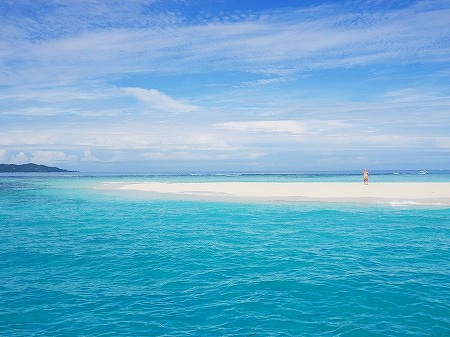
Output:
[{"left": 1, "top": 0, "right": 449, "bottom": 172}]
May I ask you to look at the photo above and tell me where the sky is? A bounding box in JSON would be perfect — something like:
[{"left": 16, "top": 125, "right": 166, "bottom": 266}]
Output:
[{"left": 1, "top": 0, "right": 450, "bottom": 172}]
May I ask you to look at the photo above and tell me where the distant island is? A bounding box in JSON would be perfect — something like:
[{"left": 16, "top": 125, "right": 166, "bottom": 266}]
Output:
[{"left": 0, "top": 163, "right": 77, "bottom": 173}]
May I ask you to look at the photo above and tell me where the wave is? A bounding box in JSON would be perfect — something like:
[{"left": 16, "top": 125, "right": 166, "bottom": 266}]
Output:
[{"left": 389, "top": 200, "right": 445, "bottom": 207}]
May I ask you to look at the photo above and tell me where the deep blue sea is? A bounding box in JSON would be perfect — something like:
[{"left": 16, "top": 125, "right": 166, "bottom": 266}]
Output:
[{"left": 1, "top": 171, "right": 449, "bottom": 336}]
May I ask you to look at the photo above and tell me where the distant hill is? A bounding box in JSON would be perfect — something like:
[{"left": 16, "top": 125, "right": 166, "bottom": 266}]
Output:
[{"left": 0, "top": 163, "right": 77, "bottom": 173}]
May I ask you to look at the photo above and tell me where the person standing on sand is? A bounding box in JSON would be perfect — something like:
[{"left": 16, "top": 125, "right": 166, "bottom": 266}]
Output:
[{"left": 362, "top": 168, "right": 369, "bottom": 185}]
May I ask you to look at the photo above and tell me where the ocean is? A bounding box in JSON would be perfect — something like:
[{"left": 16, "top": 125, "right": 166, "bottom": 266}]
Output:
[{"left": 1, "top": 171, "right": 449, "bottom": 336}]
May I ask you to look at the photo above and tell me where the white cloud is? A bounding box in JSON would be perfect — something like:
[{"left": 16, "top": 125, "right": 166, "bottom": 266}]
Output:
[
  {"left": 236, "top": 76, "right": 294, "bottom": 88},
  {"left": 125, "top": 87, "right": 200, "bottom": 113},
  {"left": 435, "top": 137, "right": 450, "bottom": 149},
  {"left": 81, "top": 150, "right": 101, "bottom": 162},
  {"left": 11, "top": 151, "right": 29, "bottom": 164},
  {"left": 319, "top": 135, "right": 422, "bottom": 148},
  {"left": 0, "top": 132, "right": 60, "bottom": 146},
  {"left": 0, "top": 149, "right": 6, "bottom": 162},
  {"left": 2, "top": 2, "right": 450, "bottom": 89},
  {"left": 249, "top": 152, "right": 266, "bottom": 159},
  {"left": 384, "top": 88, "right": 437, "bottom": 103},
  {"left": 30, "top": 151, "right": 77, "bottom": 164},
  {"left": 182, "top": 135, "right": 234, "bottom": 150},
  {"left": 213, "top": 120, "right": 353, "bottom": 137},
  {"left": 214, "top": 120, "right": 306, "bottom": 135},
  {"left": 144, "top": 151, "right": 222, "bottom": 161}
]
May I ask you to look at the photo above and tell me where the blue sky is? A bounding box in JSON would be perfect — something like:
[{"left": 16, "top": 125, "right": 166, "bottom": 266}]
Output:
[{"left": 1, "top": 0, "right": 449, "bottom": 172}]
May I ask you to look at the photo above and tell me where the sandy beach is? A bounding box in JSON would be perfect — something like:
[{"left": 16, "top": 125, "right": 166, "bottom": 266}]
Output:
[{"left": 100, "top": 182, "right": 450, "bottom": 205}]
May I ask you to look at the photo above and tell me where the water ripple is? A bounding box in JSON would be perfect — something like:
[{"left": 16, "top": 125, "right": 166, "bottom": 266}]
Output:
[{"left": 1, "top": 183, "right": 449, "bottom": 336}]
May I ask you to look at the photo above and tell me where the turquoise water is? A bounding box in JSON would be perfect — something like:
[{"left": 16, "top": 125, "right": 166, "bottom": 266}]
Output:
[{"left": 1, "top": 173, "right": 449, "bottom": 336}]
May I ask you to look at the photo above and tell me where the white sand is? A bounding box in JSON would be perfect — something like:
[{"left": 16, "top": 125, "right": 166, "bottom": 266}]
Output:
[{"left": 100, "top": 182, "right": 450, "bottom": 205}]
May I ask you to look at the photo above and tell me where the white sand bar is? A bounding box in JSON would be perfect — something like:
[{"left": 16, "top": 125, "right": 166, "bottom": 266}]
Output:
[{"left": 101, "top": 182, "right": 450, "bottom": 205}]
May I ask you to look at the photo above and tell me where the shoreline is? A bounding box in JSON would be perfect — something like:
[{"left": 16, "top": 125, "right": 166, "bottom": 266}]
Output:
[{"left": 98, "top": 182, "right": 450, "bottom": 206}]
